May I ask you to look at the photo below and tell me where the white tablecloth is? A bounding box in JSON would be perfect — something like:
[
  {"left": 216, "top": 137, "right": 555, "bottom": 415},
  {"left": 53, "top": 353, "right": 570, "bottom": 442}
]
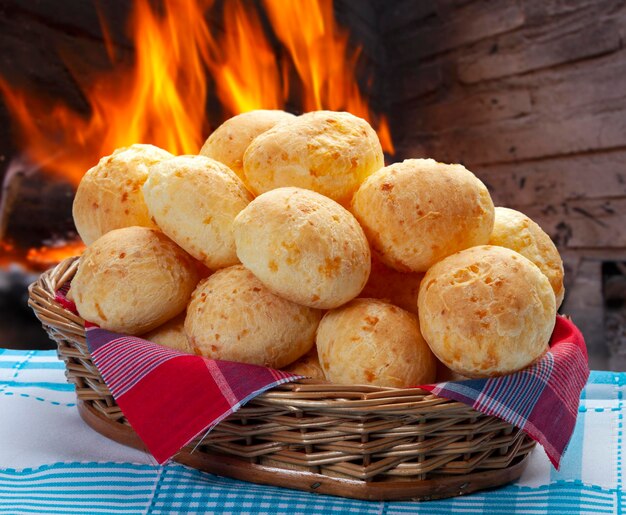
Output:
[{"left": 1, "top": 348, "right": 624, "bottom": 514}]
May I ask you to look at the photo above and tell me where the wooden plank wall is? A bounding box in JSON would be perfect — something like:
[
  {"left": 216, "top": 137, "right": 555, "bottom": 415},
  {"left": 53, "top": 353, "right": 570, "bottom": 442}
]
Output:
[{"left": 377, "top": 0, "right": 626, "bottom": 368}]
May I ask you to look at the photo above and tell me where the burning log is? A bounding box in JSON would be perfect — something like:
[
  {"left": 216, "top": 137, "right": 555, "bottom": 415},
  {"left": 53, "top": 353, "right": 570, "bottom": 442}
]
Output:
[{"left": 0, "top": 159, "right": 76, "bottom": 250}]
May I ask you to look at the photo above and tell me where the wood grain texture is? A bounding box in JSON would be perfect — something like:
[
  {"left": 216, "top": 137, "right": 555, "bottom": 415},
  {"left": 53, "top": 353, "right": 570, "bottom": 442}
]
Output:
[
  {"left": 457, "top": 20, "right": 620, "bottom": 84},
  {"left": 387, "top": 0, "right": 525, "bottom": 65},
  {"left": 422, "top": 108, "right": 626, "bottom": 165},
  {"left": 384, "top": 0, "right": 626, "bottom": 258},
  {"left": 477, "top": 151, "right": 626, "bottom": 208}
]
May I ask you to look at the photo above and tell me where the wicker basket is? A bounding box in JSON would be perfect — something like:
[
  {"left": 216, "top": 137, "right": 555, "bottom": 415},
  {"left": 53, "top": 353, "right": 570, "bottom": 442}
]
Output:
[{"left": 29, "top": 257, "right": 536, "bottom": 501}]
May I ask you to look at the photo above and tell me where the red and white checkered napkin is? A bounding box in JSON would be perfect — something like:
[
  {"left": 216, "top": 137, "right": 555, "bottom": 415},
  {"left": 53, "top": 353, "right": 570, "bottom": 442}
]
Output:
[
  {"left": 85, "top": 324, "right": 299, "bottom": 464},
  {"left": 55, "top": 289, "right": 588, "bottom": 468},
  {"left": 420, "top": 316, "right": 589, "bottom": 468}
]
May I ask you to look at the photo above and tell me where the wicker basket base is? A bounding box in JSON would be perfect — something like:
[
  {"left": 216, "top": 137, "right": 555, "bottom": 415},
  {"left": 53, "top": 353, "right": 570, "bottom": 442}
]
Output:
[
  {"left": 30, "top": 257, "right": 536, "bottom": 502},
  {"left": 78, "top": 400, "right": 530, "bottom": 501}
]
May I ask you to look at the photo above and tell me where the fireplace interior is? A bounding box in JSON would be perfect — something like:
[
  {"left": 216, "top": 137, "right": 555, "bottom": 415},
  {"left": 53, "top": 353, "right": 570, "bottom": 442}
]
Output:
[{"left": 1, "top": 0, "right": 625, "bottom": 369}]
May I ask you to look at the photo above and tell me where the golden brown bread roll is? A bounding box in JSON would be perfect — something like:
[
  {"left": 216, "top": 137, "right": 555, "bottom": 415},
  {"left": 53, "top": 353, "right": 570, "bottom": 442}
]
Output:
[
  {"left": 185, "top": 265, "right": 321, "bottom": 368},
  {"left": 283, "top": 347, "right": 325, "bottom": 380},
  {"left": 243, "top": 111, "right": 384, "bottom": 205},
  {"left": 142, "top": 312, "right": 191, "bottom": 353},
  {"left": 316, "top": 298, "right": 436, "bottom": 387},
  {"left": 489, "top": 207, "right": 565, "bottom": 308},
  {"left": 199, "top": 110, "right": 296, "bottom": 181},
  {"left": 234, "top": 187, "right": 371, "bottom": 309},
  {"left": 359, "top": 256, "right": 424, "bottom": 314},
  {"left": 143, "top": 155, "right": 253, "bottom": 270},
  {"left": 73, "top": 144, "right": 173, "bottom": 245},
  {"left": 352, "top": 158, "right": 495, "bottom": 272},
  {"left": 70, "top": 227, "right": 199, "bottom": 334},
  {"left": 418, "top": 245, "right": 556, "bottom": 378}
]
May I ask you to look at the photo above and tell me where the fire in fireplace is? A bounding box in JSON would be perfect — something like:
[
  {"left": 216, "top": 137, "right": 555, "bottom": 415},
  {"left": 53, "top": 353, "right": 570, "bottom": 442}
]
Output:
[{"left": 0, "top": 0, "right": 393, "bottom": 271}]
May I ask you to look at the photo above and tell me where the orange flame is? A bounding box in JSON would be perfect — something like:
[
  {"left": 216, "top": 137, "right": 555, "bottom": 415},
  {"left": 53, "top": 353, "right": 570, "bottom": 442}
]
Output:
[
  {"left": 0, "top": 240, "right": 85, "bottom": 271},
  {"left": 0, "top": 0, "right": 394, "bottom": 268},
  {"left": 376, "top": 117, "right": 394, "bottom": 156},
  {"left": 1, "top": 0, "right": 213, "bottom": 186},
  {"left": 265, "top": 0, "right": 363, "bottom": 111},
  {"left": 0, "top": 241, "right": 16, "bottom": 269},
  {"left": 204, "top": 1, "right": 283, "bottom": 114},
  {"left": 262, "top": 0, "right": 393, "bottom": 152},
  {"left": 1, "top": 0, "right": 392, "bottom": 187}
]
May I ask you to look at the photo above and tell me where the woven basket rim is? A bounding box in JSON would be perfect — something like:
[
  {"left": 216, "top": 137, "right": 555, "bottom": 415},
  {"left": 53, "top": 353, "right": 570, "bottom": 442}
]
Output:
[
  {"left": 28, "top": 256, "right": 479, "bottom": 410},
  {"left": 28, "top": 256, "right": 536, "bottom": 499}
]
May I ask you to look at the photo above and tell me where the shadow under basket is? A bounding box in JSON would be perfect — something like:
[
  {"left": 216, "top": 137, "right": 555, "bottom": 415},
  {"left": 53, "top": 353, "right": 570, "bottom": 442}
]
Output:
[{"left": 28, "top": 257, "right": 536, "bottom": 502}]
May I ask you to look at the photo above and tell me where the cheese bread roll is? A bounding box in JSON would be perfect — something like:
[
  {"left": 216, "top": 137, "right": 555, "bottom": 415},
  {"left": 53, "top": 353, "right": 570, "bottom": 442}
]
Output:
[
  {"left": 73, "top": 144, "right": 173, "bottom": 245},
  {"left": 234, "top": 187, "right": 371, "bottom": 309},
  {"left": 489, "top": 207, "right": 564, "bottom": 308},
  {"left": 143, "top": 155, "right": 253, "bottom": 270},
  {"left": 200, "top": 110, "right": 295, "bottom": 182},
  {"left": 143, "top": 312, "right": 191, "bottom": 353},
  {"left": 317, "top": 298, "right": 436, "bottom": 387},
  {"left": 418, "top": 245, "right": 556, "bottom": 378},
  {"left": 243, "top": 111, "right": 384, "bottom": 205},
  {"left": 70, "top": 227, "right": 198, "bottom": 334},
  {"left": 352, "top": 158, "right": 494, "bottom": 272},
  {"left": 185, "top": 265, "right": 321, "bottom": 368}
]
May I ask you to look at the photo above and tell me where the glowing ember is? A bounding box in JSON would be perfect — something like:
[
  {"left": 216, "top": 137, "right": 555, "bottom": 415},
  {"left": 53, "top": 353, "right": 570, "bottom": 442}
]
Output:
[
  {"left": 0, "top": 0, "right": 394, "bottom": 269},
  {"left": 0, "top": 241, "right": 16, "bottom": 267},
  {"left": 0, "top": 240, "right": 84, "bottom": 271},
  {"left": 25, "top": 242, "right": 86, "bottom": 270}
]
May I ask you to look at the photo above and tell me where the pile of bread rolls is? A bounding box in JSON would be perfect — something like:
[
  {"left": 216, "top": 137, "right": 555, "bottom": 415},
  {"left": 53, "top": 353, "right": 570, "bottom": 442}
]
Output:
[{"left": 68, "top": 109, "right": 564, "bottom": 387}]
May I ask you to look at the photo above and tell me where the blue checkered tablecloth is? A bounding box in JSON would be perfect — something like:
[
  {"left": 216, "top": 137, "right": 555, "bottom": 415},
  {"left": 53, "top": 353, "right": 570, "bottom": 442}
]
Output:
[{"left": 0, "top": 348, "right": 624, "bottom": 514}]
